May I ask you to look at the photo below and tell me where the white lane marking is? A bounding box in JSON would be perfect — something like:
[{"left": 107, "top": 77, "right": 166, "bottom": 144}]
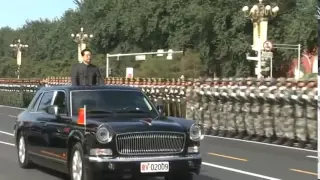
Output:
[
  {"left": 306, "top": 155, "right": 317, "bottom": 159},
  {"left": 8, "top": 115, "right": 17, "bottom": 118},
  {"left": 0, "top": 131, "right": 14, "bottom": 136},
  {"left": 0, "top": 141, "right": 15, "bottom": 146},
  {"left": 204, "top": 135, "right": 317, "bottom": 153},
  {"left": 0, "top": 105, "right": 25, "bottom": 110},
  {"left": 202, "top": 162, "right": 282, "bottom": 180}
]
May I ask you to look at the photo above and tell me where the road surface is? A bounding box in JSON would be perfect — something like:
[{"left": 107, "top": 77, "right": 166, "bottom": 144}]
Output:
[{"left": 0, "top": 105, "right": 317, "bottom": 180}]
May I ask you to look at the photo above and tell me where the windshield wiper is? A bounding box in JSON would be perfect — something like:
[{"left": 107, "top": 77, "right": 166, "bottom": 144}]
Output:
[
  {"left": 112, "top": 107, "right": 149, "bottom": 114},
  {"left": 86, "top": 110, "right": 114, "bottom": 114}
]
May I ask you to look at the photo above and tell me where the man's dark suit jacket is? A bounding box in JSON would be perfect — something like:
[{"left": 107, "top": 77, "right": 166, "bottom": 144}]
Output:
[{"left": 71, "top": 63, "right": 104, "bottom": 86}]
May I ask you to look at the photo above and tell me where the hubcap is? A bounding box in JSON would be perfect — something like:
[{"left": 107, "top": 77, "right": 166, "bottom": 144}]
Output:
[
  {"left": 72, "top": 150, "right": 83, "bottom": 180},
  {"left": 18, "top": 136, "right": 25, "bottom": 163}
]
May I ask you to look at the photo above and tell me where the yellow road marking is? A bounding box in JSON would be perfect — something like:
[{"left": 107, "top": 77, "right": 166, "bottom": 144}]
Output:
[
  {"left": 289, "top": 169, "right": 317, "bottom": 176},
  {"left": 208, "top": 153, "right": 248, "bottom": 162}
]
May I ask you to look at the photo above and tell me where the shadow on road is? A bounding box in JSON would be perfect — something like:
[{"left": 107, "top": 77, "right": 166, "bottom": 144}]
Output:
[
  {"left": 194, "top": 174, "right": 220, "bottom": 180},
  {"left": 33, "top": 165, "right": 68, "bottom": 180},
  {"left": 32, "top": 165, "right": 220, "bottom": 180}
]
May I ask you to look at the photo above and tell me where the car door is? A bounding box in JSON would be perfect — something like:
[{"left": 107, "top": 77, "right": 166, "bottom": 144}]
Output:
[
  {"left": 28, "top": 91, "right": 55, "bottom": 155},
  {"left": 45, "top": 90, "right": 71, "bottom": 163}
]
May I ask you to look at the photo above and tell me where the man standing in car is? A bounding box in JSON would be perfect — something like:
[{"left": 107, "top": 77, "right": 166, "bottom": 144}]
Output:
[{"left": 71, "top": 48, "right": 104, "bottom": 86}]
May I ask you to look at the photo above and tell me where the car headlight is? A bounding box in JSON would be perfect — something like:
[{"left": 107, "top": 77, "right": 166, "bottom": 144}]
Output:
[
  {"left": 96, "top": 124, "right": 113, "bottom": 144},
  {"left": 189, "top": 123, "right": 203, "bottom": 141}
]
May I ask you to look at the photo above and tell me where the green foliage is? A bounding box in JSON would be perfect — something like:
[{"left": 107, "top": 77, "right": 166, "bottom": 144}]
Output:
[{"left": 0, "top": 0, "right": 317, "bottom": 78}]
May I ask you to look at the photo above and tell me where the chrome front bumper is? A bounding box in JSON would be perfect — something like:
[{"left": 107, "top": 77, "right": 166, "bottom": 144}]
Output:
[{"left": 88, "top": 154, "right": 202, "bottom": 162}]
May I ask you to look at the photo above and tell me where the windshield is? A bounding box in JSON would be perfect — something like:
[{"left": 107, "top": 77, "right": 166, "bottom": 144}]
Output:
[{"left": 71, "top": 90, "right": 159, "bottom": 118}]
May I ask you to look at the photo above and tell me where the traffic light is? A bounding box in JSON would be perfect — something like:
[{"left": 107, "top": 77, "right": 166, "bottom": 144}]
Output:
[{"left": 260, "top": 57, "right": 270, "bottom": 76}]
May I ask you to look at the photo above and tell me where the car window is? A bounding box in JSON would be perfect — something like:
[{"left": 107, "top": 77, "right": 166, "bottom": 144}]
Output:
[
  {"left": 71, "top": 90, "right": 158, "bottom": 118},
  {"left": 52, "top": 91, "right": 67, "bottom": 115},
  {"left": 29, "top": 92, "right": 43, "bottom": 112},
  {"left": 37, "top": 91, "right": 54, "bottom": 111}
]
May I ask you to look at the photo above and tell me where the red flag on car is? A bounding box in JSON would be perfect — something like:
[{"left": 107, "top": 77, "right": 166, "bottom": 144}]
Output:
[{"left": 77, "top": 105, "right": 86, "bottom": 126}]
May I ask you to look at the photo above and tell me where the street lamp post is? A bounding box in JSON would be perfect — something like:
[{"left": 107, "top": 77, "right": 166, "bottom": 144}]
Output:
[
  {"left": 10, "top": 39, "right": 28, "bottom": 79},
  {"left": 71, "top": 27, "right": 93, "bottom": 63},
  {"left": 242, "top": 0, "right": 279, "bottom": 78}
]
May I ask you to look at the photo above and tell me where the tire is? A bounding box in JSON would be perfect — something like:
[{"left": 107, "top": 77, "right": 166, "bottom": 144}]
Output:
[
  {"left": 17, "top": 132, "right": 32, "bottom": 168},
  {"left": 69, "top": 143, "right": 98, "bottom": 180}
]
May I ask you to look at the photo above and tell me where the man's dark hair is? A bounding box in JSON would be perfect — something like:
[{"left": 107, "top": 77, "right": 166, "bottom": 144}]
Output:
[{"left": 81, "top": 48, "right": 92, "bottom": 56}]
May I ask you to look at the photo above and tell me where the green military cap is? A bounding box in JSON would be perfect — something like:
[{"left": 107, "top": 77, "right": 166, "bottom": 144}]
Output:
[
  {"left": 235, "top": 77, "right": 243, "bottom": 81},
  {"left": 286, "top": 78, "right": 295, "bottom": 82},
  {"left": 255, "top": 77, "right": 264, "bottom": 81},
  {"left": 307, "top": 77, "right": 317, "bottom": 82},
  {"left": 221, "top": 78, "right": 228, "bottom": 81},
  {"left": 228, "top": 77, "right": 235, "bottom": 81},
  {"left": 277, "top": 77, "right": 286, "bottom": 83},
  {"left": 213, "top": 77, "right": 220, "bottom": 81},
  {"left": 205, "top": 78, "right": 213, "bottom": 82},
  {"left": 193, "top": 78, "right": 200, "bottom": 82},
  {"left": 265, "top": 77, "right": 272, "bottom": 81},
  {"left": 187, "top": 78, "right": 193, "bottom": 82}
]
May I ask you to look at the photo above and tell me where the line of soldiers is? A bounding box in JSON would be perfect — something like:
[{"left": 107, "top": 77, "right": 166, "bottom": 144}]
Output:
[
  {"left": 1, "top": 76, "right": 317, "bottom": 150},
  {"left": 186, "top": 77, "right": 318, "bottom": 150}
]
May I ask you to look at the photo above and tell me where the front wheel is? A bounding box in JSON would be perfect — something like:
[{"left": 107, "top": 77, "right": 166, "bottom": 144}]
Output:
[
  {"left": 69, "top": 143, "right": 100, "bottom": 180},
  {"left": 17, "top": 133, "right": 32, "bottom": 168}
]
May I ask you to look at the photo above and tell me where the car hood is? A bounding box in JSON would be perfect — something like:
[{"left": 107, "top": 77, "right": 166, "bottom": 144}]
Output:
[{"left": 75, "top": 116, "right": 188, "bottom": 134}]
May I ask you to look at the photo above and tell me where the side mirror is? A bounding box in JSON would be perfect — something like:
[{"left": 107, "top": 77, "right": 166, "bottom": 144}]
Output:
[
  {"left": 46, "top": 105, "right": 59, "bottom": 116},
  {"left": 156, "top": 104, "right": 165, "bottom": 116}
]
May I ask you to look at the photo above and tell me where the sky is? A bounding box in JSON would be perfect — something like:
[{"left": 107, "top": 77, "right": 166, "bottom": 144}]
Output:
[{"left": 1, "top": 0, "right": 76, "bottom": 29}]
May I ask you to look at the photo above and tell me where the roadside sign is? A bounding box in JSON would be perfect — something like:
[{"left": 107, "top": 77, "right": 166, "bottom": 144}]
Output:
[
  {"left": 262, "top": 51, "right": 273, "bottom": 58},
  {"left": 263, "top": 41, "right": 273, "bottom": 51},
  {"left": 126, "top": 67, "right": 133, "bottom": 78}
]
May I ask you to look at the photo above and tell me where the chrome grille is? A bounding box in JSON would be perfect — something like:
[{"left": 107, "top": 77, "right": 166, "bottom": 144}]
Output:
[{"left": 116, "top": 132, "right": 186, "bottom": 155}]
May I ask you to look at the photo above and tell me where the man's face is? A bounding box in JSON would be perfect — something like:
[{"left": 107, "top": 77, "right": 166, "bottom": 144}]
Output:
[{"left": 82, "top": 51, "right": 92, "bottom": 64}]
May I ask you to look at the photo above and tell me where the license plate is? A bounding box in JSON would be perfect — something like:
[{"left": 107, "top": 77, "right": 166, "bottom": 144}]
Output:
[{"left": 140, "top": 162, "right": 169, "bottom": 173}]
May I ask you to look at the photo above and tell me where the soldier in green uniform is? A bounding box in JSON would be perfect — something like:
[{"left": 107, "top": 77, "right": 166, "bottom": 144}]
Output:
[
  {"left": 226, "top": 78, "right": 237, "bottom": 138},
  {"left": 234, "top": 78, "right": 246, "bottom": 139},
  {"left": 282, "top": 78, "right": 296, "bottom": 146},
  {"left": 210, "top": 78, "right": 221, "bottom": 136},
  {"left": 203, "top": 78, "right": 213, "bottom": 134},
  {"left": 219, "top": 78, "right": 229, "bottom": 137},
  {"left": 178, "top": 78, "right": 186, "bottom": 118},
  {"left": 272, "top": 77, "right": 287, "bottom": 145},
  {"left": 252, "top": 78, "right": 265, "bottom": 142},
  {"left": 243, "top": 77, "right": 256, "bottom": 140},
  {"left": 156, "top": 78, "right": 165, "bottom": 109},
  {"left": 194, "top": 78, "right": 203, "bottom": 125},
  {"left": 305, "top": 78, "right": 317, "bottom": 149},
  {"left": 262, "top": 77, "right": 276, "bottom": 143},
  {"left": 185, "top": 78, "right": 195, "bottom": 120},
  {"left": 171, "top": 78, "right": 179, "bottom": 117},
  {"left": 294, "top": 79, "right": 307, "bottom": 148}
]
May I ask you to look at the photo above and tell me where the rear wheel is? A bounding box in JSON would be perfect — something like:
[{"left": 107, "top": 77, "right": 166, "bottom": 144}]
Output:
[{"left": 17, "top": 132, "right": 32, "bottom": 168}]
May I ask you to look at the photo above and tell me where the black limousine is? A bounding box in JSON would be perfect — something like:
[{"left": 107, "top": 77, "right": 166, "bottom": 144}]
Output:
[{"left": 13, "top": 85, "right": 203, "bottom": 180}]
